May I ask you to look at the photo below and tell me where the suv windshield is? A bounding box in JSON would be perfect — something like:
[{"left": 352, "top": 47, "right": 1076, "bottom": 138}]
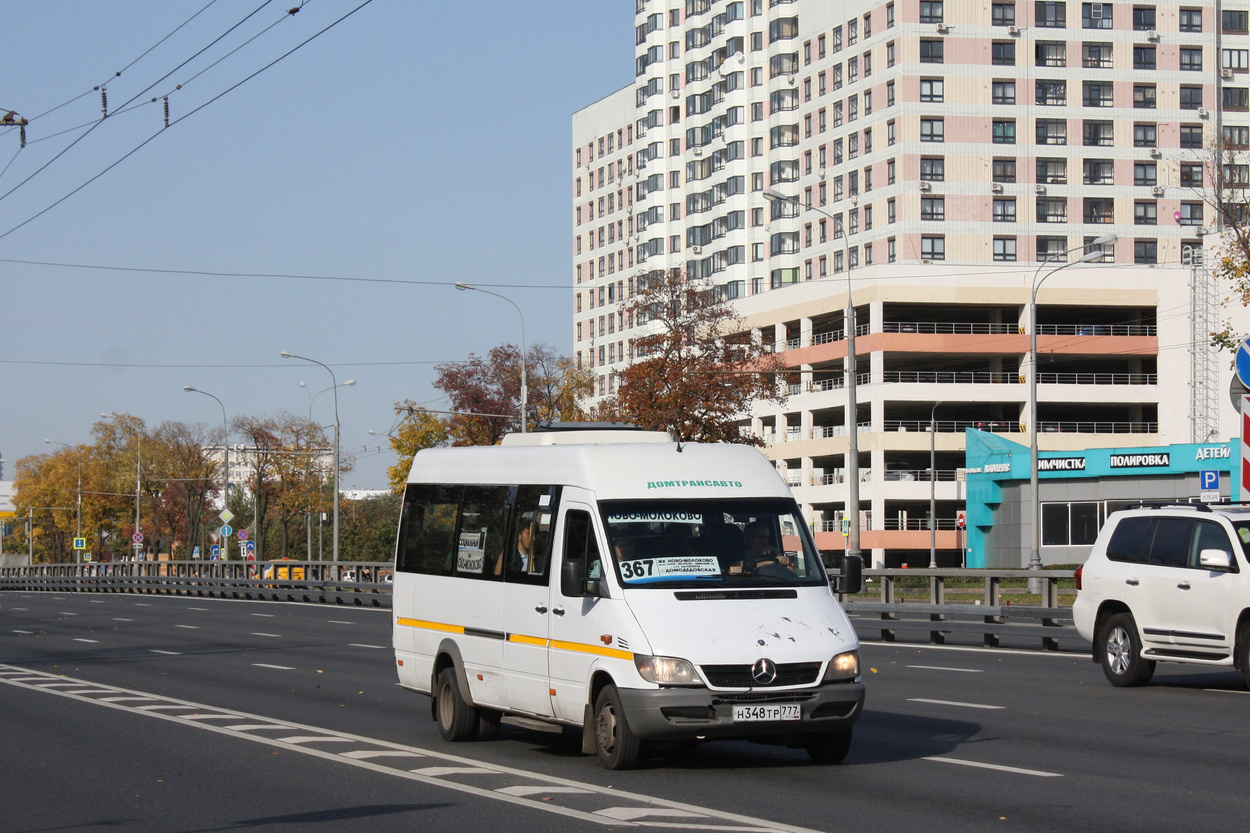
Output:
[{"left": 600, "top": 498, "right": 828, "bottom": 588}]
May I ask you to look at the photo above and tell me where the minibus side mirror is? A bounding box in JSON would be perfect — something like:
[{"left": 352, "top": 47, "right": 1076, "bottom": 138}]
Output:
[{"left": 836, "top": 554, "right": 863, "bottom": 596}]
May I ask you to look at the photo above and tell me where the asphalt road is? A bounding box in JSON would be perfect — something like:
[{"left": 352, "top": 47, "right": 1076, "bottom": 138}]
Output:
[{"left": 3, "top": 591, "right": 1249, "bottom": 833}]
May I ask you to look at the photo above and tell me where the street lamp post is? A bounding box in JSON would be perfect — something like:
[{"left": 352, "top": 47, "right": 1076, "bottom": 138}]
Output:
[
  {"left": 281, "top": 352, "right": 341, "bottom": 562},
  {"left": 44, "top": 440, "right": 82, "bottom": 562},
  {"left": 763, "top": 188, "right": 862, "bottom": 567},
  {"left": 454, "top": 282, "right": 528, "bottom": 433},
  {"left": 928, "top": 401, "right": 943, "bottom": 569},
  {"left": 1028, "top": 235, "right": 1117, "bottom": 585},
  {"left": 305, "top": 379, "right": 354, "bottom": 562},
  {"left": 184, "top": 387, "right": 230, "bottom": 561}
]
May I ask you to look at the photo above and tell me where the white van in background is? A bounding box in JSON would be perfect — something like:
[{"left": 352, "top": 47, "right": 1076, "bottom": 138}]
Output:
[{"left": 391, "top": 426, "right": 865, "bottom": 769}]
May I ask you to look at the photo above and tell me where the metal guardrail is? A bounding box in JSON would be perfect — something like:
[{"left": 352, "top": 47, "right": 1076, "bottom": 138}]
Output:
[
  {"left": 0, "top": 560, "right": 393, "bottom": 608},
  {"left": 843, "top": 569, "right": 1079, "bottom": 652},
  {"left": 2, "top": 564, "right": 1080, "bottom": 651}
]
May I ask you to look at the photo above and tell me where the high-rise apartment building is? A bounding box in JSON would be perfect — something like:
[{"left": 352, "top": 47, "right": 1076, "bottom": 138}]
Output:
[{"left": 573, "top": 1, "right": 1250, "bottom": 567}]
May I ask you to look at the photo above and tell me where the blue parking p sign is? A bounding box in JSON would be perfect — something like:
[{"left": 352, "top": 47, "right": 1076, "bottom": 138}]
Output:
[{"left": 1200, "top": 470, "right": 1220, "bottom": 491}]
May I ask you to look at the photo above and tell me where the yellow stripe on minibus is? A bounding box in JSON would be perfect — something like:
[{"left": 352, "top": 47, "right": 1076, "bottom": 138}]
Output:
[
  {"left": 507, "top": 633, "right": 549, "bottom": 647},
  {"left": 550, "top": 639, "right": 633, "bottom": 661},
  {"left": 395, "top": 617, "right": 464, "bottom": 634}
]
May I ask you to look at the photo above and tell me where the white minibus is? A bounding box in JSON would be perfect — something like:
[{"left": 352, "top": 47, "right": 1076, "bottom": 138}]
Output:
[{"left": 391, "top": 426, "right": 864, "bottom": 769}]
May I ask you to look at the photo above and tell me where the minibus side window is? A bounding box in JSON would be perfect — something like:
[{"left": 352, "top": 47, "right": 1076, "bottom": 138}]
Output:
[
  {"left": 397, "top": 484, "right": 462, "bottom": 576},
  {"left": 562, "top": 509, "right": 603, "bottom": 583},
  {"left": 504, "top": 485, "right": 561, "bottom": 584},
  {"left": 458, "top": 485, "right": 512, "bottom": 581}
]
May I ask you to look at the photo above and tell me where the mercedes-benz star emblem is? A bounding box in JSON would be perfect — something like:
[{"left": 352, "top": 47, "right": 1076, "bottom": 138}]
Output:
[{"left": 751, "top": 658, "right": 778, "bottom": 685}]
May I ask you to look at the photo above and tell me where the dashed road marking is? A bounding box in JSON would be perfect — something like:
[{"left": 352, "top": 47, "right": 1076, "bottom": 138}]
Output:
[
  {"left": 908, "top": 698, "right": 1005, "bottom": 710},
  {"left": 906, "top": 665, "right": 983, "bottom": 673},
  {"left": 925, "top": 756, "right": 1063, "bottom": 777},
  {"left": 253, "top": 663, "right": 295, "bottom": 671}
]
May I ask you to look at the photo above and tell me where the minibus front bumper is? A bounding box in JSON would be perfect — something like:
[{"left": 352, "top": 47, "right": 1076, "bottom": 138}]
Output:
[{"left": 615, "top": 681, "right": 865, "bottom": 741}]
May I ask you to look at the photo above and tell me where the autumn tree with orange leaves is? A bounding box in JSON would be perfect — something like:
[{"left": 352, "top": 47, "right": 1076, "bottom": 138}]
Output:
[{"left": 600, "top": 268, "right": 786, "bottom": 444}]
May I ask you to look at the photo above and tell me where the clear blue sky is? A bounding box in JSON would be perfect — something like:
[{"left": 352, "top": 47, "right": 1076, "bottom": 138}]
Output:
[{"left": 0, "top": 1, "right": 634, "bottom": 488}]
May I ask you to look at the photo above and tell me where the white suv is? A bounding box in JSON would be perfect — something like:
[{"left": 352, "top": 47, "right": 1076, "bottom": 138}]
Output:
[{"left": 1073, "top": 503, "right": 1250, "bottom": 687}]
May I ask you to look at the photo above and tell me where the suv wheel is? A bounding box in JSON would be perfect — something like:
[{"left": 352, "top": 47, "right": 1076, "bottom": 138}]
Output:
[
  {"left": 1237, "top": 622, "right": 1250, "bottom": 691},
  {"left": 1099, "top": 612, "right": 1155, "bottom": 687}
]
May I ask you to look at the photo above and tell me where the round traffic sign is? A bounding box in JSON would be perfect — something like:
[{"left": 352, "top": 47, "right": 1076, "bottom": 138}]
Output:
[
  {"left": 210, "top": 544, "right": 221, "bottom": 557},
  {"left": 1237, "top": 338, "right": 1250, "bottom": 388},
  {"left": 220, "top": 524, "right": 233, "bottom": 538},
  {"left": 237, "top": 528, "right": 249, "bottom": 541},
  {"left": 245, "top": 540, "right": 256, "bottom": 552},
  {"left": 132, "top": 532, "right": 144, "bottom": 543}
]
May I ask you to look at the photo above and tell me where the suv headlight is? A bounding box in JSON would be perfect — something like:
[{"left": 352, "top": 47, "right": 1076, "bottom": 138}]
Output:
[
  {"left": 822, "top": 650, "right": 860, "bottom": 682},
  {"left": 634, "top": 654, "right": 700, "bottom": 686}
]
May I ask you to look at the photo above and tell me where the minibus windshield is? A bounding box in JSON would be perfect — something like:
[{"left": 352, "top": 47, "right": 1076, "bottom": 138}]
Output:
[{"left": 600, "top": 498, "right": 828, "bottom": 587}]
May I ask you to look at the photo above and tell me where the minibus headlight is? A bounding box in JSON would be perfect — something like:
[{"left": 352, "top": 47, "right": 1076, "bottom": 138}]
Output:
[
  {"left": 634, "top": 655, "right": 700, "bottom": 686},
  {"left": 823, "top": 650, "right": 860, "bottom": 682}
]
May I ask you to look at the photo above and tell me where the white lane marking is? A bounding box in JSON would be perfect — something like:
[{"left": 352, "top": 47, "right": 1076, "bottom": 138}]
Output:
[
  {"left": 136, "top": 704, "right": 198, "bottom": 711},
  {"left": 134, "top": 604, "right": 151, "bottom": 607},
  {"left": 253, "top": 663, "right": 295, "bottom": 670},
  {"left": 188, "top": 607, "right": 209, "bottom": 611},
  {"left": 349, "top": 643, "right": 388, "bottom": 650},
  {"left": 1203, "top": 688, "right": 1250, "bottom": 695},
  {"left": 341, "top": 750, "right": 425, "bottom": 760},
  {"left": 59, "top": 612, "right": 78, "bottom": 616},
  {"left": 151, "top": 650, "right": 182, "bottom": 655},
  {"left": 0, "top": 663, "right": 828, "bottom": 833},
  {"left": 12, "top": 630, "right": 33, "bottom": 634},
  {"left": 98, "top": 696, "right": 158, "bottom": 703},
  {"left": 328, "top": 620, "right": 355, "bottom": 625},
  {"left": 497, "top": 785, "right": 593, "bottom": 797},
  {"left": 182, "top": 714, "right": 243, "bottom": 721},
  {"left": 112, "top": 618, "right": 133, "bottom": 622},
  {"left": 229, "top": 725, "right": 293, "bottom": 732},
  {"left": 279, "top": 736, "right": 356, "bottom": 745},
  {"left": 250, "top": 613, "right": 275, "bottom": 618},
  {"left": 410, "top": 766, "right": 498, "bottom": 777},
  {"left": 12, "top": 607, "right": 28, "bottom": 611},
  {"left": 88, "top": 600, "right": 105, "bottom": 604},
  {"left": 251, "top": 633, "right": 282, "bottom": 638},
  {"left": 174, "top": 625, "right": 199, "bottom": 630},
  {"left": 908, "top": 698, "right": 1005, "bottom": 710},
  {"left": 925, "top": 756, "right": 1063, "bottom": 777},
  {"left": 860, "top": 642, "right": 1083, "bottom": 659},
  {"left": 906, "top": 665, "right": 983, "bottom": 673},
  {"left": 72, "top": 638, "right": 99, "bottom": 644}
]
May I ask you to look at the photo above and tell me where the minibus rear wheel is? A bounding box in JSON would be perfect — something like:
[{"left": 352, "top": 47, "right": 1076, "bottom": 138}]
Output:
[
  {"left": 593, "top": 685, "right": 641, "bottom": 770},
  {"left": 435, "top": 668, "right": 478, "bottom": 742}
]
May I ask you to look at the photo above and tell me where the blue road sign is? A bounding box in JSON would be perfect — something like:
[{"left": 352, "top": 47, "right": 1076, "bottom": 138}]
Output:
[
  {"left": 245, "top": 540, "right": 256, "bottom": 552},
  {"left": 1200, "top": 469, "right": 1220, "bottom": 491},
  {"left": 1237, "top": 339, "right": 1250, "bottom": 387},
  {"left": 210, "top": 544, "right": 221, "bottom": 557},
  {"left": 220, "top": 524, "right": 233, "bottom": 538}
]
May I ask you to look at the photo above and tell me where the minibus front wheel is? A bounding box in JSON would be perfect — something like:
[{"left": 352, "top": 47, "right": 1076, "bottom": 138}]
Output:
[
  {"left": 593, "top": 685, "right": 641, "bottom": 770},
  {"left": 435, "top": 668, "right": 478, "bottom": 742}
]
